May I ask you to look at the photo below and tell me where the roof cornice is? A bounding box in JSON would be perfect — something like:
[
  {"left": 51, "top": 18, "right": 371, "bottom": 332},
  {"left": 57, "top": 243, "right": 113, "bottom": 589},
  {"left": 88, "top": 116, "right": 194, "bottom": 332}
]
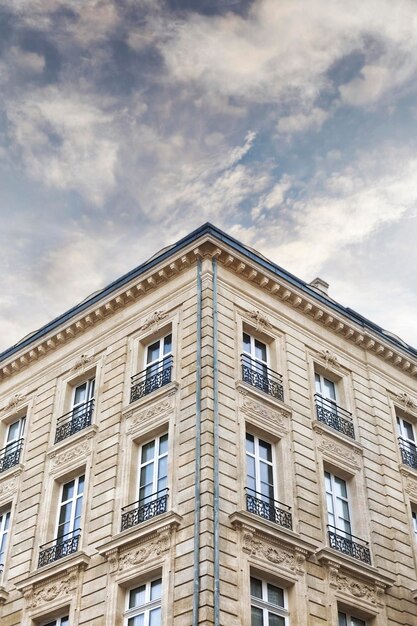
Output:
[{"left": 0, "top": 224, "right": 416, "bottom": 382}]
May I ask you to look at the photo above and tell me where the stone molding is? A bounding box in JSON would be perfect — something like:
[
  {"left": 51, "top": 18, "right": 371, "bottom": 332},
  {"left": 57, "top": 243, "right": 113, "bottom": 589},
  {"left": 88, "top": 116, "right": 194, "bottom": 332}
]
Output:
[
  {"left": 47, "top": 427, "right": 97, "bottom": 474},
  {"left": 237, "top": 385, "right": 290, "bottom": 436},
  {"left": 140, "top": 310, "right": 168, "bottom": 332},
  {"left": 1, "top": 237, "right": 416, "bottom": 383},
  {"left": 124, "top": 387, "right": 177, "bottom": 434},
  {"left": 0, "top": 467, "right": 23, "bottom": 501},
  {"left": 242, "top": 308, "right": 273, "bottom": 332},
  {"left": 317, "top": 349, "right": 340, "bottom": 370},
  {"left": 70, "top": 354, "right": 93, "bottom": 372},
  {"left": 313, "top": 423, "right": 363, "bottom": 472},
  {"left": 99, "top": 512, "right": 181, "bottom": 579},
  {"left": 1, "top": 393, "right": 27, "bottom": 413}
]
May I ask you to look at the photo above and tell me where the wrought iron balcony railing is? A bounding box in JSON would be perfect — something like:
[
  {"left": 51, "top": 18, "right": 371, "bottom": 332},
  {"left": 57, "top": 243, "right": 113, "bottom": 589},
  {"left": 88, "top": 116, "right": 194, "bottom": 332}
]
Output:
[
  {"left": 241, "top": 355, "right": 284, "bottom": 401},
  {"left": 398, "top": 437, "right": 417, "bottom": 469},
  {"left": 55, "top": 399, "right": 95, "bottom": 444},
  {"left": 315, "top": 394, "right": 355, "bottom": 439},
  {"left": 328, "top": 525, "right": 371, "bottom": 565},
  {"left": 38, "top": 529, "right": 81, "bottom": 568},
  {"left": 121, "top": 488, "right": 169, "bottom": 531},
  {"left": 0, "top": 438, "right": 24, "bottom": 473},
  {"left": 130, "top": 356, "right": 173, "bottom": 403},
  {"left": 245, "top": 488, "right": 292, "bottom": 530}
]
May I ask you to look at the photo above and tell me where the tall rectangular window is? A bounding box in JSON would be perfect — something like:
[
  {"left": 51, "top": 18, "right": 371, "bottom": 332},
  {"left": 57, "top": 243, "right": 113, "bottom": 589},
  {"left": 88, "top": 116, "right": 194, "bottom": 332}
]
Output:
[
  {"left": 57, "top": 475, "right": 84, "bottom": 540},
  {"left": 246, "top": 433, "right": 274, "bottom": 504},
  {"left": 125, "top": 577, "right": 162, "bottom": 625},
  {"left": 146, "top": 334, "right": 172, "bottom": 377},
  {"left": 315, "top": 373, "right": 336, "bottom": 402},
  {"left": 139, "top": 435, "right": 168, "bottom": 504},
  {"left": 0, "top": 509, "right": 10, "bottom": 572},
  {"left": 325, "top": 472, "right": 351, "bottom": 537},
  {"left": 397, "top": 416, "right": 417, "bottom": 469},
  {"left": 0, "top": 417, "right": 25, "bottom": 472},
  {"left": 42, "top": 618, "right": 69, "bottom": 626},
  {"left": 338, "top": 612, "right": 366, "bottom": 626},
  {"left": 250, "top": 576, "right": 288, "bottom": 625},
  {"left": 412, "top": 509, "right": 417, "bottom": 539},
  {"left": 131, "top": 333, "right": 173, "bottom": 402}
]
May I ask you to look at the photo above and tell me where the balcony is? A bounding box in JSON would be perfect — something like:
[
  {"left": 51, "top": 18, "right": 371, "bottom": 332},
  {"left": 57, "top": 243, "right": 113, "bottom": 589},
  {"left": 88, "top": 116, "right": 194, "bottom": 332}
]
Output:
[
  {"left": 315, "top": 394, "right": 355, "bottom": 439},
  {"left": 121, "top": 489, "right": 169, "bottom": 531},
  {"left": 55, "top": 399, "right": 94, "bottom": 444},
  {"left": 328, "top": 525, "right": 371, "bottom": 565},
  {"left": 245, "top": 488, "right": 292, "bottom": 530},
  {"left": 130, "top": 356, "right": 173, "bottom": 404},
  {"left": 38, "top": 529, "right": 81, "bottom": 568},
  {"left": 398, "top": 437, "right": 417, "bottom": 469},
  {"left": 0, "top": 439, "right": 24, "bottom": 473},
  {"left": 241, "top": 355, "right": 284, "bottom": 402}
]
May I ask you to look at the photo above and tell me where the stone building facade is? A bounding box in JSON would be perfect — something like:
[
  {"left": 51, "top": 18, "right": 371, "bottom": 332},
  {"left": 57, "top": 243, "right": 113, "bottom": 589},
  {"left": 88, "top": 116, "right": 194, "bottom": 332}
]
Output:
[{"left": 0, "top": 223, "right": 416, "bottom": 626}]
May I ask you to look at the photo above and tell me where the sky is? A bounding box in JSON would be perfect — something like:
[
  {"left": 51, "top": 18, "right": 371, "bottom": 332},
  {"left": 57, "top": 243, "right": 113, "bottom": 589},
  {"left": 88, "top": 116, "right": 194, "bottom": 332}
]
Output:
[{"left": 1, "top": 0, "right": 417, "bottom": 355}]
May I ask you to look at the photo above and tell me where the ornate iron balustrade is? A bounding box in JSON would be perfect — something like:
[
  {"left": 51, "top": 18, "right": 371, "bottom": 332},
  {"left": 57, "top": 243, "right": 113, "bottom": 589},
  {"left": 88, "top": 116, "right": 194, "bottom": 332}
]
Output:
[
  {"left": 241, "top": 355, "right": 284, "bottom": 401},
  {"left": 398, "top": 437, "right": 417, "bottom": 469},
  {"left": 121, "top": 489, "right": 169, "bottom": 531},
  {"left": 55, "top": 399, "right": 95, "bottom": 444},
  {"left": 315, "top": 394, "right": 355, "bottom": 439},
  {"left": 0, "top": 438, "right": 24, "bottom": 473},
  {"left": 245, "top": 488, "right": 292, "bottom": 530},
  {"left": 130, "top": 356, "right": 173, "bottom": 403},
  {"left": 38, "top": 529, "right": 81, "bottom": 567},
  {"left": 328, "top": 525, "right": 371, "bottom": 565}
]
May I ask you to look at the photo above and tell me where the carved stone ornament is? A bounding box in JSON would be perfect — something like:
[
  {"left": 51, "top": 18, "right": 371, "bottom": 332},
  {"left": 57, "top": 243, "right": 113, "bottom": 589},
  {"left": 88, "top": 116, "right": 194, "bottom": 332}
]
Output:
[
  {"left": 0, "top": 472, "right": 20, "bottom": 498},
  {"left": 395, "top": 392, "right": 416, "bottom": 410},
  {"left": 245, "top": 309, "right": 272, "bottom": 331},
  {"left": 141, "top": 310, "right": 168, "bottom": 332},
  {"left": 71, "top": 354, "right": 92, "bottom": 372},
  {"left": 26, "top": 577, "right": 71, "bottom": 609},
  {"left": 404, "top": 478, "right": 417, "bottom": 497},
  {"left": 2, "top": 393, "right": 26, "bottom": 413},
  {"left": 118, "top": 533, "right": 170, "bottom": 572},
  {"left": 50, "top": 438, "right": 92, "bottom": 472},
  {"left": 317, "top": 433, "right": 361, "bottom": 470},
  {"left": 127, "top": 395, "right": 174, "bottom": 433},
  {"left": 329, "top": 569, "right": 382, "bottom": 606},
  {"left": 318, "top": 349, "right": 339, "bottom": 369},
  {"left": 242, "top": 532, "right": 305, "bottom": 575},
  {"left": 240, "top": 392, "right": 288, "bottom": 433}
]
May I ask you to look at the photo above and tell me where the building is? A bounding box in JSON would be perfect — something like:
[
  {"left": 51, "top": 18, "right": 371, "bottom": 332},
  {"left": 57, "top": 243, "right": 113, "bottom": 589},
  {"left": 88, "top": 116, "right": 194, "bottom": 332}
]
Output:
[{"left": 0, "top": 222, "right": 416, "bottom": 626}]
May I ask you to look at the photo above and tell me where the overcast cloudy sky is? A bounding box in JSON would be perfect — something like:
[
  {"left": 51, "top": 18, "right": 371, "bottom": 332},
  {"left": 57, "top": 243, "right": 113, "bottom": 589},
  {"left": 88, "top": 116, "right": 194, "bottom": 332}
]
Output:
[{"left": 1, "top": 0, "right": 417, "bottom": 354}]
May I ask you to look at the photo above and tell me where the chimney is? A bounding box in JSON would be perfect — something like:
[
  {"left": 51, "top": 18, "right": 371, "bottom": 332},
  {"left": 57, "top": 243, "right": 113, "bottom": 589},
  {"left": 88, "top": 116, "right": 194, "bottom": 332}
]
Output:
[{"left": 309, "top": 277, "right": 329, "bottom": 296}]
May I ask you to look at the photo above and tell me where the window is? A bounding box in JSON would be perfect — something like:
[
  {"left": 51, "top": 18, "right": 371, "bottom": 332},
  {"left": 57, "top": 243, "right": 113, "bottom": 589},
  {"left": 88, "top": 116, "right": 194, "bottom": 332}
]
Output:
[
  {"left": 55, "top": 379, "right": 95, "bottom": 443},
  {"left": 245, "top": 433, "right": 291, "bottom": 529},
  {"left": 38, "top": 475, "right": 84, "bottom": 567},
  {"left": 131, "top": 334, "right": 173, "bottom": 402},
  {"left": 338, "top": 611, "right": 366, "bottom": 626},
  {"left": 121, "top": 435, "right": 169, "bottom": 530},
  {"left": 250, "top": 576, "right": 289, "bottom": 626},
  {"left": 397, "top": 416, "right": 417, "bottom": 469},
  {"left": 242, "top": 332, "right": 283, "bottom": 401},
  {"left": 325, "top": 471, "right": 371, "bottom": 564},
  {"left": 314, "top": 374, "right": 354, "bottom": 439},
  {"left": 412, "top": 508, "right": 417, "bottom": 539},
  {"left": 41, "top": 618, "right": 69, "bottom": 626},
  {"left": 0, "top": 416, "right": 25, "bottom": 472},
  {"left": 0, "top": 509, "right": 10, "bottom": 574},
  {"left": 125, "top": 577, "right": 162, "bottom": 625}
]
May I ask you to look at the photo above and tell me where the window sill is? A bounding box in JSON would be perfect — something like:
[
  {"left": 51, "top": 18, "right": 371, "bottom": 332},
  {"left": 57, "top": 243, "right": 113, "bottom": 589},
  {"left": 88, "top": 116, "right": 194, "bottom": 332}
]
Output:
[
  {"left": 48, "top": 423, "right": 98, "bottom": 454},
  {"left": 0, "top": 463, "right": 23, "bottom": 483},
  {"left": 15, "top": 551, "right": 90, "bottom": 595},
  {"left": 98, "top": 511, "right": 182, "bottom": 581},
  {"left": 315, "top": 547, "right": 395, "bottom": 588},
  {"left": 124, "top": 380, "right": 179, "bottom": 415},
  {"left": 230, "top": 510, "right": 317, "bottom": 581},
  {"left": 236, "top": 381, "right": 292, "bottom": 414}
]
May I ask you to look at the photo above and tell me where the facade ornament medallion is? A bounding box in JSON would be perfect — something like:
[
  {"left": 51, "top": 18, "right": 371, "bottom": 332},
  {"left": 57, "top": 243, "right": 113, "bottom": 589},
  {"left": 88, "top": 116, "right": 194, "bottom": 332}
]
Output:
[
  {"left": 395, "top": 392, "right": 416, "bottom": 410},
  {"left": 2, "top": 393, "right": 26, "bottom": 413},
  {"left": 246, "top": 309, "right": 272, "bottom": 332},
  {"left": 71, "top": 354, "right": 92, "bottom": 372},
  {"left": 329, "top": 569, "right": 379, "bottom": 606},
  {"left": 318, "top": 349, "right": 339, "bottom": 369},
  {"left": 141, "top": 310, "right": 168, "bottom": 332},
  {"left": 242, "top": 532, "right": 305, "bottom": 575}
]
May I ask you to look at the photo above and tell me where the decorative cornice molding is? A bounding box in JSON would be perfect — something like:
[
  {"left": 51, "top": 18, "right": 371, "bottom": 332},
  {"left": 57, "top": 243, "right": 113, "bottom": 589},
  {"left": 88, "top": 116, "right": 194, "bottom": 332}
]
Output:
[{"left": 1, "top": 236, "right": 417, "bottom": 384}]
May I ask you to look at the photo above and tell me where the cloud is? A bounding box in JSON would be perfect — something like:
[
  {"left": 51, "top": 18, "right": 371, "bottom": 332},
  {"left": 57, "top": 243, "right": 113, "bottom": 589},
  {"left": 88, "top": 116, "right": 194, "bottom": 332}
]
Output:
[
  {"left": 277, "top": 108, "right": 328, "bottom": 134},
  {"left": 6, "top": 88, "right": 119, "bottom": 204}
]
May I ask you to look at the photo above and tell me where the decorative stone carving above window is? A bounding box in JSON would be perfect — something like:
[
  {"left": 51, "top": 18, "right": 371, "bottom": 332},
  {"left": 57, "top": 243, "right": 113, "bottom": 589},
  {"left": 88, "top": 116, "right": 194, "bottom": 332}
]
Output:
[
  {"left": 395, "top": 392, "right": 416, "bottom": 410},
  {"left": 0, "top": 468, "right": 22, "bottom": 500},
  {"left": 244, "top": 309, "right": 273, "bottom": 332},
  {"left": 47, "top": 429, "right": 97, "bottom": 474},
  {"left": 124, "top": 390, "right": 176, "bottom": 434},
  {"left": 71, "top": 354, "right": 93, "bottom": 372},
  {"left": 238, "top": 388, "right": 289, "bottom": 436},
  {"left": 318, "top": 349, "right": 340, "bottom": 369},
  {"left": 2, "top": 393, "right": 26, "bottom": 413},
  {"left": 140, "top": 310, "right": 168, "bottom": 332},
  {"left": 313, "top": 423, "right": 363, "bottom": 472}
]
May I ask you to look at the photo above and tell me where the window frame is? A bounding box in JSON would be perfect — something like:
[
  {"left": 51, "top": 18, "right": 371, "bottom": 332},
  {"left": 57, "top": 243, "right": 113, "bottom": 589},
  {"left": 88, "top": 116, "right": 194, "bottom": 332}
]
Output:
[
  {"left": 250, "top": 575, "right": 289, "bottom": 626},
  {"left": 0, "top": 508, "right": 11, "bottom": 574},
  {"left": 325, "top": 471, "right": 352, "bottom": 538},
  {"left": 40, "top": 617, "right": 70, "bottom": 626},
  {"left": 137, "top": 433, "right": 169, "bottom": 505},
  {"left": 246, "top": 432, "right": 277, "bottom": 503},
  {"left": 338, "top": 610, "right": 367, "bottom": 626},
  {"left": 55, "top": 474, "right": 85, "bottom": 542},
  {"left": 124, "top": 577, "right": 162, "bottom": 626}
]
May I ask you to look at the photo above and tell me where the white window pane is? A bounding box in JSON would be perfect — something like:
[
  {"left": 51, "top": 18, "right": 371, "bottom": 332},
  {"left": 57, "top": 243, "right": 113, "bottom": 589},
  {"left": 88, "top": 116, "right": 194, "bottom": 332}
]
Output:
[
  {"left": 338, "top": 613, "right": 347, "bottom": 626},
  {"left": 243, "top": 333, "right": 251, "bottom": 353},
  {"left": 74, "top": 383, "right": 87, "bottom": 405},
  {"left": 246, "top": 433, "right": 255, "bottom": 454},
  {"left": 254, "top": 339, "right": 267, "bottom": 362},
  {"left": 251, "top": 606, "right": 263, "bottom": 626},
  {"left": 315, "top": 373, "right": 322, "bottom": 393},
  {"left": 250, "top": 577, "right": 262, "bottom": 598},
  {"left": 268, "top": 614, "right": 285, "bottom": 626},
  {"left": 150, "top": 578, "right": 162, "bottom": 600},
  {"left": 267, "top": 583, "right": 284, "bottom": 607},
  {"left": 149, "top": 607, "right": 161, "bottom": 626},
  {"left": 142, "top": 441, "right": 155, "bottom": 464},
  {"left": 258, "top": 440, "right": 272, "bottom": 462},
  {"left": 128, "top": 615, "right": 144, "bottom": 626},
  {"left": 129, "top": 585, "right": 146, "bottom": 608},
  {"left": 323, "top": 377, "right": 336, "bottom": 400},
  {"left": 163, "top": 334, "right": 172, "bottom": 354}
]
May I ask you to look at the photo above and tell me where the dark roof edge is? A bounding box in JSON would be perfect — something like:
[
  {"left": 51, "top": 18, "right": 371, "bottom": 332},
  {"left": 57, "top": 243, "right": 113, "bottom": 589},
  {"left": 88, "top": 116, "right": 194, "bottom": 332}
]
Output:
[{"left": 1, "top": 222, "right": 416, "bottom": 363}]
